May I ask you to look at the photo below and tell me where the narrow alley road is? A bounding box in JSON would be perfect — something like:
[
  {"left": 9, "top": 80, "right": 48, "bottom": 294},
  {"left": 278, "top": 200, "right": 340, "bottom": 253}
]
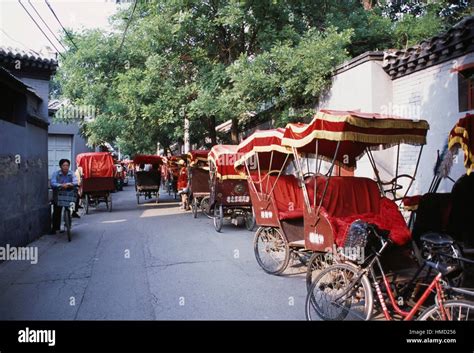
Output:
[{"left": 0, "top": 180, "right": 307, "bottom": 320}]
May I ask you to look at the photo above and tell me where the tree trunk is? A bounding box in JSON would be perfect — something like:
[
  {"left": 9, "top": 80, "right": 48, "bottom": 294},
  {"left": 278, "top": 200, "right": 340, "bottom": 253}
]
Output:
[
  {"left": 208, "top": 115, "right": 217, "bottom": 146},
  {"left": 230, "top": 117, "right": 239, "bottom": 144}
]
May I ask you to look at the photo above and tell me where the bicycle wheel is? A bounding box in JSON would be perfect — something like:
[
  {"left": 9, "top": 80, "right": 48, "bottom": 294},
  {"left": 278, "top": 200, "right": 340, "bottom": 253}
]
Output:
[
  {"left": 305, "top": 263, "right": 373, "bottom": 321},
  {"left": 305, "top": 252, "right": 334, "bottom": 291},
  {"left": 253, "top": 227, "right": 290, "bottom": 275},
  {"left": 64, "top": 209, "right": 72, "bottom": 242},
  {"left": 418, "top": 300, "right": 474, "bottom": 321}
]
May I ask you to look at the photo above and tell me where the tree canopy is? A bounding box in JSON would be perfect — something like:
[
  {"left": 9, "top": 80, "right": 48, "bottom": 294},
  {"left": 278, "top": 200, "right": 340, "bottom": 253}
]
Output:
[{"left": 53, "top": 0, "right": 471, "bottom": 156}]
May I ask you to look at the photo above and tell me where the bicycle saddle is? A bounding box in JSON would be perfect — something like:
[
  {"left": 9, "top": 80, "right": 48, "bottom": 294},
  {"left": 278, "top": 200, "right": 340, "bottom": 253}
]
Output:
[{"left": 420, "top": 232, "right": 454, "bottom": 246}]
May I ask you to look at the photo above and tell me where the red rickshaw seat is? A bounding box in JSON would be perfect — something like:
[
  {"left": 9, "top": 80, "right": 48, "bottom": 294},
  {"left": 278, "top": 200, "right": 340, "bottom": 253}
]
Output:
[
  {"left": 268, "top": 175, "right": 410, "bottom": 245},
  {"left": 266, "top": 175, "right": 306, "bottom": 221},
  {"left": 312, "top": 176, "right": 410, "bottom": 246}
]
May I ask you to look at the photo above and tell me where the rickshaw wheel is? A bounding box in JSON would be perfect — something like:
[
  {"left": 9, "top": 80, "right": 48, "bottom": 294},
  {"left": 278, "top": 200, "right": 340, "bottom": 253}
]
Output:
[
  {"left": 213, "top": 204, "right": 223, "bottom": 232},
  {"left": 106, "top": 194, "right": 112, "bottom": 212},
  {"left": 306, "top": 252, "right": 334, "bottom": 291},
  {"left": 201, "top": 196, "right": 212, "bottom": 218},
  {"left": 253, "top": 227, "right": 290, "bottom": 275},
  {"left": 85, "top": 194, "right": 90, "bottom": 215},
  {"left": 192, "top": 198, "right": 198, "bottom": 218},
  {"left": 245, "top": 210, "right": 256, "bottom": 231},
  {"left": 136, "top": 193, "right": 140, "bottom": 205}
]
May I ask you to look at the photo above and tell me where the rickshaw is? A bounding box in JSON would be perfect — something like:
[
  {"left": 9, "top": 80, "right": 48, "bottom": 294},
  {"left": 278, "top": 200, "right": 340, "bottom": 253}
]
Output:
[
  {"left": 239, "top": 110, "right": 429, "bottom": 280},
  {"left": 208, "top": 145, "right": 255, "bottom": 232},
  {"left": 187, "top": 150, "right": 212, "bottom": 218},
  {"left": 235, "top": 128, "right": 301, "bottom": 273},
  {"left": 76, "top": 152, "right": 115, "bottom": 214},
  {"left": 301, "top": 112, "right": 474, "bottom": 321},
  {"left": 134, "top": 154, "right": 162, "bottom": 204}
]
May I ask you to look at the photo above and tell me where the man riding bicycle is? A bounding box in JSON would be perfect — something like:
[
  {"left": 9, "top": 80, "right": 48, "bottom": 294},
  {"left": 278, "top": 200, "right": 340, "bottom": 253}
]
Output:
[{"left": 50, "top": 159, "right": 79, "bottom": 235}]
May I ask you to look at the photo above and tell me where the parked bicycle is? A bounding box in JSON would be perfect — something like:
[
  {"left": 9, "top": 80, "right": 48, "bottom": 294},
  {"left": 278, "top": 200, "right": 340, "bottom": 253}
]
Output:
[{"left": 305, "top": 222, "right": 474, "bottom": 321}]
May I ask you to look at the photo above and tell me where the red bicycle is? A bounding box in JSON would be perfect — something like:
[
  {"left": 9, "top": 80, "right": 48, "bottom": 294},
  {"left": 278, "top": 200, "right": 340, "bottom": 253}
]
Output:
[{"left": 305, "top": 223, "right": 474, "bottom": 321}]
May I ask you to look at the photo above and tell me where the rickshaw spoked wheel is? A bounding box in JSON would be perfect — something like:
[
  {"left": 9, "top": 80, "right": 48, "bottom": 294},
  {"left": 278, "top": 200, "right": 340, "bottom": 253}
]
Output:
[
  {"left": 213, "top": 204, "right": 223, "bottom": 232},
  {"left": 253, "top": 227, "right": 290, "bottom": 275},
  {"left": 201, "top": 196, "right": 212, "bottom": 218},
  {"left": 106, "top": 194, "right": 112, "bottom": 212},
  {"left": 305, "top": 252, "right": 334, "bottom": 291},
  {"left": 192, "top": 197, "right": 198, "bottom": 218},
  {"left": 85, "top": 194, "right": 90, "bottom": 215},
  {"left": 245, "top": 209, "right": 256, "bottom": 231}
]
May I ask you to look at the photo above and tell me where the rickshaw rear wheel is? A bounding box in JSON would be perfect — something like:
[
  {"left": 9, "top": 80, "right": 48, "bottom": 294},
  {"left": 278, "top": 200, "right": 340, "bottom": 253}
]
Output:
[
  {"left": 253, "top": 227, "right": 290, "bottom": 275},
  {"left": 306, "top": 252, "right": 334, "bottom": 291},
  {"left": 245, "top": 210, "right": 256, "bottom": 231},
  {"left": 85, "top": 194, "right": 90, "bottom": 215},
  {"left": 106, "top": 194, "right": 112, "bottom": 212},
  {"left": 192, "top": 198, "right": 198, "bottom": 218},
  {"left": 136, "top": 193, "right": 140, "bottom": 205},
  {"left": 201, "top": 196, "right": 212, "bottom": 218},
  {"left": 213, "top": 204, "right": 223, "bottom": 232}
]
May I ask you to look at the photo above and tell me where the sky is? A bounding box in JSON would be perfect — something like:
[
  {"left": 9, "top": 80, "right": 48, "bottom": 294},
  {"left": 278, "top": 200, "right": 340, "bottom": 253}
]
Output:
[{"left": 0, "top": 0, "right": 124, "bottom": 57}]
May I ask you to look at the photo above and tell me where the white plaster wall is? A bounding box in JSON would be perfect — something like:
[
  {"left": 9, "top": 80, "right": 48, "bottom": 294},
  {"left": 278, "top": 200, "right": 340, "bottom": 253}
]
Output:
[
  {"left": 319, "top": 60, "right": 395, "bottom": 181},
  {"left": 392, "top": 53, "right": 474, "bottom": 194}
]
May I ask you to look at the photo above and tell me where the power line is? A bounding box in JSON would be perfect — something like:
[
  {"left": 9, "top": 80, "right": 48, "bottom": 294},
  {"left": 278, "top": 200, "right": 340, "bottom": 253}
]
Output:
[
  {"left": 116, "top": 0, "right": 138, "bottom": 57},
  {"left": 111, "top": 0, "right": 138, "bottom": 74},
  {"left": 17, "top": 0, "right": 64, "bottom": 58},
  {"left": 0, "top": 27, "right": 40, "bottom": 55},
  {"left": 27, "top": 0, "right": 67, "bottom": 51},
  {"left": 44, "top": 0, "right": 78, "bottom": 50}
]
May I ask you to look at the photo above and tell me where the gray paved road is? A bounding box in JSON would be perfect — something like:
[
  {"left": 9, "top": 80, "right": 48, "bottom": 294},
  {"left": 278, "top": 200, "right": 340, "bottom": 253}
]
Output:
[{"left": 0, "top": 180, "right": 307, "bottom": 320}]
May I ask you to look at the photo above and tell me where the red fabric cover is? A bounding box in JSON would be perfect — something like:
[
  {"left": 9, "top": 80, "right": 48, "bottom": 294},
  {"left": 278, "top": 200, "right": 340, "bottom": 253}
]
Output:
[
  {"left": 330, "top": 198, "right": 411, "bottom": 246},
  {"left": 313, "top": 176, "right": 381, "bottom": 217},
  {"left": 76, "top": 152, "right": 114, "bottom": 179},
  {"left": 188, "top": 150, "right": 210, "bottom": 165},
  {"left": 267, "top": 175, "right": 410, "bottom": 245},
  {"left": 236, "top": 129, "right": 290, "bottom": 171},
  {"left": 133, "top": 154, "right": 163, "bottom": 165},
  {"left": 282, "top": 109, "right": 429, "bottom": 168},
  {"left": 209, "top": 145, "right": 244, "bottom": 178},
  {"left": 267, "top": 175, "right": 305, "bottom": 220},
  {"left": 448, "top": 113, "right": 474, "bottom": 175}
]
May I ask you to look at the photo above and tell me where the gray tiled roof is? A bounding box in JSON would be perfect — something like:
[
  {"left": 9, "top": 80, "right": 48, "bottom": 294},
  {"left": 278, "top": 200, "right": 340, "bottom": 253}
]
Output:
[
  {"left": 0, "top": 46, "right": 58, "bottom": 72},
  {"left": 383, "top": 16, "right": 474, "bottom": 79}
]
